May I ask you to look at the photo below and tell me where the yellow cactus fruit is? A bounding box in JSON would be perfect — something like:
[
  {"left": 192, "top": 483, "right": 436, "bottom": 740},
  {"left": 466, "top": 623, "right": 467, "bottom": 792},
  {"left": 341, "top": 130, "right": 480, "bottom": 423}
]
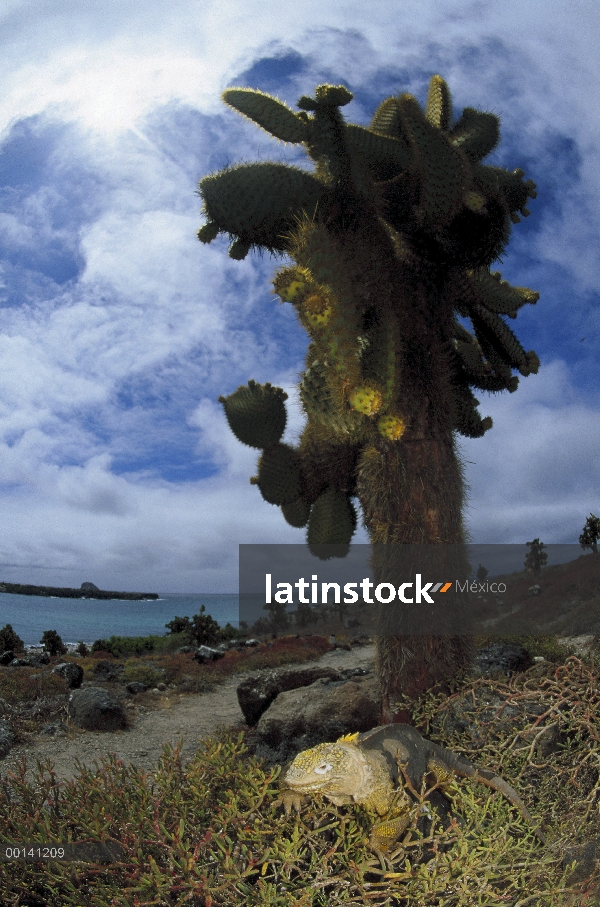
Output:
[
  {"left": 304, "top": 294, "right": 332, "bottom": 327},
  {"left": 273, "top": 268, "right": 311, "bottom": 303},
  {"left": 463, "top": 191, "right": 487, "bottom": 213},
  {"left": 377, "top": 414, "right": 406, "bottom": 441},
  {"left": 349, "top": 386, "right": 382, "bottom": 416},
  {"left": 279, "top": 279, "right": 306, "bottom": 303}
]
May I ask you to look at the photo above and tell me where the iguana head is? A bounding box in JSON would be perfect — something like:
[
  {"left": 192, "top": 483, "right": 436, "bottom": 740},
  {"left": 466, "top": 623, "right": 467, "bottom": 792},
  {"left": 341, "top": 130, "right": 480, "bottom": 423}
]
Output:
[{"left": 282, "top": 740, "right": 369, "bottom": 799}]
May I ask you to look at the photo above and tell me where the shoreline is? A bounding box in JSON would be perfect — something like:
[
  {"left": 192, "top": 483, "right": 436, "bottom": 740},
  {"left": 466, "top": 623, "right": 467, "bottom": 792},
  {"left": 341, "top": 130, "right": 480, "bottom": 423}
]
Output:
[{"left": 0, "top": 582, "right": 158, "bottom": 601}]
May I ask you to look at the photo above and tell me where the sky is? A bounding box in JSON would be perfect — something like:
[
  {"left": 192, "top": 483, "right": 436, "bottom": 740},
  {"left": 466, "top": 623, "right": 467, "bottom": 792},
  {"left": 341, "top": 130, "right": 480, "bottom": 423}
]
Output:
[{"left": 0, "top": 0, "right": 598, "bottom": 593}]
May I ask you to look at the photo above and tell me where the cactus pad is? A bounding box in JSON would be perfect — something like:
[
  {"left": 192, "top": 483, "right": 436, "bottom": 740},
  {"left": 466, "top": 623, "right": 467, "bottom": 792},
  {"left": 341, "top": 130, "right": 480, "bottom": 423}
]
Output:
[
  {"left": 218, "top": 381, "right": 287, "bottom": 449},
  {"left": 307, "top": 489, "right": 357, "bottom": 555},
  {"left": 281, "top": 497, "right": 312, "bottom": 528},
  {"left": 223, "top": 88, "right": 308, "bottom": 144},
  {"left": 200, "top": 163, "right": 322, "bottom": 253},
  {"left": 300, "top": 360, "right": 333, "bottom": 418},
  {"left": 425, "top": 74, "right": 453, "bottom": 131},
  {"left": 197, "top": 221, "right": 219, "bottom": 243},
  {"left": 253, "top": 443, "right": 302, "bottom": 505},
  {"left": 450, "top": 107, "right": 500, "bottom": 163}
]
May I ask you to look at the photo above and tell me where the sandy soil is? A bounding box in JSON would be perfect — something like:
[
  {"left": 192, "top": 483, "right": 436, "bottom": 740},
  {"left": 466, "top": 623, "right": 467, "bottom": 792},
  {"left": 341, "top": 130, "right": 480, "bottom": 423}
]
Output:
[{"left": 0, "top": 643, "right": 376, "bottom": 786}]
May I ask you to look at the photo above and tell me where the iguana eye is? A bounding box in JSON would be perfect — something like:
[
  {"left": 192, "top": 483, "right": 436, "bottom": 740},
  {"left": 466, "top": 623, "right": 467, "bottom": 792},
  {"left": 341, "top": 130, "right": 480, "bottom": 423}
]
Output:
[{"left": 315, "top": 762, "right": 332, "bottom": 774}]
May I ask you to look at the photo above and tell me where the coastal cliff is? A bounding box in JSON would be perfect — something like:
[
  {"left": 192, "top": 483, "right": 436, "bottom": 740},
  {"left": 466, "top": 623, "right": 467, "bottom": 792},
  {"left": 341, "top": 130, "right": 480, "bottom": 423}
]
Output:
[{"left": 0, "top": 582, "right": 158, "bottom": 601}]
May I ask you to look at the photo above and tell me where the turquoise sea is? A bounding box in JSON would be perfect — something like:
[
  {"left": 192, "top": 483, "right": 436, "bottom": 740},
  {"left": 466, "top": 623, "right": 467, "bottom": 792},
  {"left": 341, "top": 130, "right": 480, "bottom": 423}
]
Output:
[{"left": 0, "top": 593, "right": 240, "bottom": 649}]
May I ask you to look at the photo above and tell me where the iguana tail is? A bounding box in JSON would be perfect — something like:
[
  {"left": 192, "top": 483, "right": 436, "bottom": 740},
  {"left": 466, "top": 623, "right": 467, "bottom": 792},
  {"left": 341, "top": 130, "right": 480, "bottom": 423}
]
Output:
[{"left": 428, "top": 746, "right": 546, "bottom": 844}]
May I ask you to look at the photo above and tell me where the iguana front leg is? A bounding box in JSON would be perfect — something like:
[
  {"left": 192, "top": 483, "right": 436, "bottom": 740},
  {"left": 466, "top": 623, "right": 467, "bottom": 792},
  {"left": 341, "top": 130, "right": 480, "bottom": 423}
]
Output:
[
  {"left": 369, "top": 812, "right": 413, "bottom": 853},
  {"left": 368, "top": 795, "right": 414, "bottom": 853},
  {"left": 272, "top": 787, "right": 307, "bottom": 816},
  {"left": 273, "top": 786, "right": 354, "bottom": 814}
]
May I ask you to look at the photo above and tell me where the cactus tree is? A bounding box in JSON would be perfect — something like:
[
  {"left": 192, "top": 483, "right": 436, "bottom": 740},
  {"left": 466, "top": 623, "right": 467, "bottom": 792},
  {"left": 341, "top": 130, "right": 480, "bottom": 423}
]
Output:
[{"left": 198, "top": 75, "right": 539, "bottom": 721}]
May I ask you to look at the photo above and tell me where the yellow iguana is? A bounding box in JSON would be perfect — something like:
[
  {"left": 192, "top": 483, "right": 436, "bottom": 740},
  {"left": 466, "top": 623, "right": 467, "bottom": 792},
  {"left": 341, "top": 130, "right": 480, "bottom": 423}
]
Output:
[{"left": 274, "top": 724, "right": 546, "bottom": 851}]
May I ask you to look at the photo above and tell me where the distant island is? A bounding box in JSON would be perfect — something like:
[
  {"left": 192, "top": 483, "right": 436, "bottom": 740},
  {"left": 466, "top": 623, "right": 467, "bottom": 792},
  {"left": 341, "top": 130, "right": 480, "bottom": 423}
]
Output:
[{"left": 0, "top": 581, "right": 159, "bottom": 601}]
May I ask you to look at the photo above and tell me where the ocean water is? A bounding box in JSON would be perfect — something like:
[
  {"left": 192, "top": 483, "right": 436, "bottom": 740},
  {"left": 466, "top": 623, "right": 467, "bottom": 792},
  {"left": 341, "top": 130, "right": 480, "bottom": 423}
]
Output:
[{"left": 0, "top": 592, "right": 240, "bottom": 649}]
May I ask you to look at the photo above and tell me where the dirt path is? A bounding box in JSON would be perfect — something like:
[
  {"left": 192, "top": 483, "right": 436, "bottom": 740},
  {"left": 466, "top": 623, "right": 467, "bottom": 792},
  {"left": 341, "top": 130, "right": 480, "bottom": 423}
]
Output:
[{"left": 1, "top": 643, "right": 376, "bottom": 785}]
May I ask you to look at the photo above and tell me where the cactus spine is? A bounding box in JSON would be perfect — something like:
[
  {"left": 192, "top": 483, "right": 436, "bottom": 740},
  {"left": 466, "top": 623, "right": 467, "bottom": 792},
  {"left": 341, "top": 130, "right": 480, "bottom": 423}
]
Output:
[{"left": 201, "top": 74, "right": 539, "bottom": 719}]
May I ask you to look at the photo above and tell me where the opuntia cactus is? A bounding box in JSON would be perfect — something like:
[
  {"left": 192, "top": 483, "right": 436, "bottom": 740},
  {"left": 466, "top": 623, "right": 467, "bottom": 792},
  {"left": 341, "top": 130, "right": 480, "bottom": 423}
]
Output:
[{"left": 202, "top": 74, "right": 539, "bottom": 718}]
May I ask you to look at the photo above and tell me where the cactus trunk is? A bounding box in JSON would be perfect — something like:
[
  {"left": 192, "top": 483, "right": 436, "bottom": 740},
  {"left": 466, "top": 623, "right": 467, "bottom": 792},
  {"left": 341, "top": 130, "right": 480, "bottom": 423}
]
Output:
[{"left": 357, "top": 427, "right": 474, "bottom": 722}]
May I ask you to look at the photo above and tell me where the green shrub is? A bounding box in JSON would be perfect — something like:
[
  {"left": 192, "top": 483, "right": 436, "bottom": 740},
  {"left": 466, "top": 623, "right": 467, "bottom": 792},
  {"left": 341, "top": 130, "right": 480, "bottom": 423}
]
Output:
[
  {"left": 122, "top": 662, "right": 165, "bottom": 687},
  {"left": 151, "top": 631, "right": 192, "bottom": 653},
  {"left": 40, "top": 629, "right": 67, "bottom": 656},
  {"left": 0, "top": 623, "right": 24, "bottom": 654},
  {"left": 165, "top": 615, "right": 192, "bottom": 635},
  {"left": 221, "top": 621, "right": 245, "bottom": 639},
  {"left": 91, "top": 635, "right": 159, "bottom": 657},
  {"left": 188, "top": 605, "right": 224, "bottom": 646}
]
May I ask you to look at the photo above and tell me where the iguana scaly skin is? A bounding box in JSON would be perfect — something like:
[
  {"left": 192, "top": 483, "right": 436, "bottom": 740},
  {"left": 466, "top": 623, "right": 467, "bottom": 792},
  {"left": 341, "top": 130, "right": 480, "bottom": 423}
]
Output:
[{"left": 274, "top": 724, "right": 545, "bottom": 851}]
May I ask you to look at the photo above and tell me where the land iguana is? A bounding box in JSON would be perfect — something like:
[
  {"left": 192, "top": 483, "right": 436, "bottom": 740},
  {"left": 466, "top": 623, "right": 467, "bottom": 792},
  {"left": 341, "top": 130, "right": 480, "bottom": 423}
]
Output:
[{"left": 273, "top": 724, "right": 546, "bottom": 851}]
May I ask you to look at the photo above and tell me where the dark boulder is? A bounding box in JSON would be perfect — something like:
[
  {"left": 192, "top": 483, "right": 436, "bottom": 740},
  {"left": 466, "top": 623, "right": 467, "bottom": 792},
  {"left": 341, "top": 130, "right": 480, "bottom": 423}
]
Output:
[
  {"left": 93, "top": 660, "right": 124, "bottom": 682},
  {"left": 428, "top": 686, "right": 547, "bottom": 745},
  {"left": 33, "top": 651, "right": 51, "bottom": 666},
  {"left": 237, "top": 665, "right": 343, "bottom": 726},
  {"left": 244, "top": 669, "right": 380, "bottom": 767},
  {"left": 473, "top": 643, "right": 532, "bottom": 678},
  {"left": 561, "top": 834, "right": 600, "bottom": 888},
  {"left": 68, "top": 687, "right": 127, "bottom": 731},
  {"left": 10, "top": 652, "right": 51, "bottom": 667},
  {"left": 0, "top": 650, "right": 14, "bottom": 665},
  {"left": 52, "top": 662, "right": 84, "bottom": 689},
  {"left": 193, "top": 645, "right": 225, "bottom": 664},
  {"left": 125, "top": 682, "right": 147, "bottom": 695}
]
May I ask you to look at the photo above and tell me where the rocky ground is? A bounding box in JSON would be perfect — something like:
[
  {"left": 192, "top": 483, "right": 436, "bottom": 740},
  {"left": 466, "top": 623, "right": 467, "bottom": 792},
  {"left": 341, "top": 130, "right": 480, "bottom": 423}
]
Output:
[{"left": 0, "top": 641, "right": 377, "bottom": 786}]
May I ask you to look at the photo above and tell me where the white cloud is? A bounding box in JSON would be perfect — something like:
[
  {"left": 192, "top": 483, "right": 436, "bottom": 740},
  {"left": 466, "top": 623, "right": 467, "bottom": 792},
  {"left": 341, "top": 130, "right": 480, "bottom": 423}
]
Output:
[
  {"left": 0, "top": 213, "right": 35, "bottom": 249},
  {"left": 459, "top": 360, "right": 600, "bottom": 543}
]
